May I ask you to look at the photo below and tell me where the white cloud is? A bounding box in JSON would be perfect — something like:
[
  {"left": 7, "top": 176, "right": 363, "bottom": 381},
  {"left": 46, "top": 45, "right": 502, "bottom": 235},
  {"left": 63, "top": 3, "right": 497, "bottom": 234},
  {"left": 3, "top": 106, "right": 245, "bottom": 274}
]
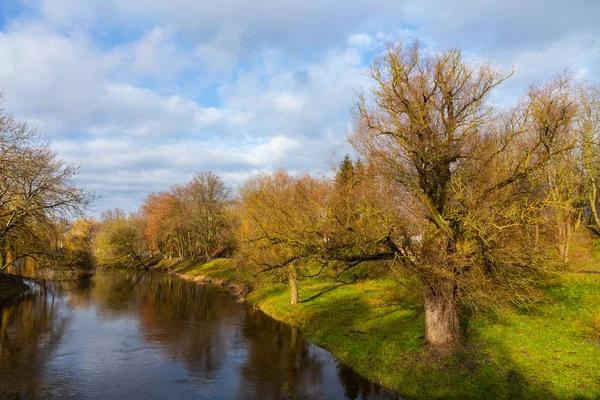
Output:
[
  {"left": 244, "top": 136, "right": 300, "bottom": 165},
  {"left": 194, "top": 25, "right": 243, "bottom": 72},
  {"left": 0, "top": 26, "right": 108, "bottom": 133},
  {"left": 349, "top": 34, "right": 374, "bottom": 48}
]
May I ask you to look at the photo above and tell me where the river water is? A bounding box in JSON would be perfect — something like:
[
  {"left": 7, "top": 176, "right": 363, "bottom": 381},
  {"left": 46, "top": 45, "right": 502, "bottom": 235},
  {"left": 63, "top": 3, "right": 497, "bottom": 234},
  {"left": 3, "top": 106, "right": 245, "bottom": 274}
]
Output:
[{"left": 0, "top": 270, "right": 400, "bottom": 399}]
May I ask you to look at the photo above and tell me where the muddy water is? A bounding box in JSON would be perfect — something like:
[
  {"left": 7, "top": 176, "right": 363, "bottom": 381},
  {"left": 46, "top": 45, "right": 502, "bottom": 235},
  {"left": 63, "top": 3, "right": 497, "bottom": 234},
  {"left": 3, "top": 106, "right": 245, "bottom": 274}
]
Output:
[{"left": 0, "top": 270, "right": 400, "bottom": 399}]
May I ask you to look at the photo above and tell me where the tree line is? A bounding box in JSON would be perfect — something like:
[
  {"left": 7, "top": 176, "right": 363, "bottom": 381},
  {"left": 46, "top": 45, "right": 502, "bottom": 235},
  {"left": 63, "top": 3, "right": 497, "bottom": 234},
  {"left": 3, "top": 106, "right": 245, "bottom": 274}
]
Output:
[{"left": 96, "top": 171, "right": 235, "bottom": 269}]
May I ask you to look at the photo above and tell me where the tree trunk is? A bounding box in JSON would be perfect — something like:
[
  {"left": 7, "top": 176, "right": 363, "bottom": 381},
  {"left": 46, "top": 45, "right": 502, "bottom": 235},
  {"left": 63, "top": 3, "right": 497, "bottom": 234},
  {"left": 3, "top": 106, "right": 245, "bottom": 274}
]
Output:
[
  {"left": 130, "top": 251, "right": 149, "bottom": 271},
  {"left": 556, "top": 221, "right": 572, "bottom": 263},
  {"left": 289, "top": 268, "right": 299, "bottom": 305},
  {"left": 423, "top": 278, "right": 460, "bottom": 346},
  {"left": 590, "top": 183, "right": 600, "bottom": 228},
  {"left": 564, "top": 222, "right": 571, "bottom": 263}
]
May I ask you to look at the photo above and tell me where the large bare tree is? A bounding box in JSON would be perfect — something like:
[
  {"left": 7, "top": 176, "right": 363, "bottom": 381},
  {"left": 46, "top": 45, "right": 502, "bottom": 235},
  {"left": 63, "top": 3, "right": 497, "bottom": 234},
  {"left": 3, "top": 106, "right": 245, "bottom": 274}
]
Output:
[{"left": 352, "top": 41, "right": 574, "bottom": 345}]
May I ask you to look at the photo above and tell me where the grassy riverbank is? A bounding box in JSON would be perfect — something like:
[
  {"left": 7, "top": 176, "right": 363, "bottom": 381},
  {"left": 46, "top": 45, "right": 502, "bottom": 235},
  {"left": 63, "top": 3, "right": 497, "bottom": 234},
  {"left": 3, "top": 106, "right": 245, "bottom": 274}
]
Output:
[{"left": 153, "top": 241, "right": 600, "bottom": 399}]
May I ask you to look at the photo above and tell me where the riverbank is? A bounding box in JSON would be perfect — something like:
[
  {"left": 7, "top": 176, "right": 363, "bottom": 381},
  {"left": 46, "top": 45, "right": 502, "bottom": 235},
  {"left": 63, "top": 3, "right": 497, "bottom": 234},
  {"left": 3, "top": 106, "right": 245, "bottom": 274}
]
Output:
[
  {"left": 151, "top": 257, "right": 248, "bottom": 298},
  {"left": 0, "top": 273, "right": 29, "bottom": 303},
  {"left": 152, "top": 249, "right": 600, "bottom": 399}
]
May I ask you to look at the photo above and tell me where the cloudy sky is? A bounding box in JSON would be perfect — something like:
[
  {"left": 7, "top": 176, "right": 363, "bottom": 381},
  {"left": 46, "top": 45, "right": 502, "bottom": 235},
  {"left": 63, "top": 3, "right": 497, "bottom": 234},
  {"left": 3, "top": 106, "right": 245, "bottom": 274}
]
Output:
[{"left": 1, "top": 0, "right": 599, "bottom": 214}]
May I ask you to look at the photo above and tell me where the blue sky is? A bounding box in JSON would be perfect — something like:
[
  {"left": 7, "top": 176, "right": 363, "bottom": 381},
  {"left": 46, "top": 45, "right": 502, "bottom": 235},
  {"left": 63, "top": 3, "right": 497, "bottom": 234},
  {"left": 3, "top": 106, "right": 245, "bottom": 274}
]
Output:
[{"left": 0, "top": 0, "right": 599, "bottom": 214}]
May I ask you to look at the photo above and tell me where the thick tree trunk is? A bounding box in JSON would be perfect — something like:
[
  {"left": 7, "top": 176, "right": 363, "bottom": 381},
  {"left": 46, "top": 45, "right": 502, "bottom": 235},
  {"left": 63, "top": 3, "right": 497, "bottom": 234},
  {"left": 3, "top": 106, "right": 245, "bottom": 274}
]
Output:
[
  {"left": 289, "top": 268, "right": 299, "bottom": 305},
  {"left": 423, "top": 278, "right": 460, "bottom": 346}
]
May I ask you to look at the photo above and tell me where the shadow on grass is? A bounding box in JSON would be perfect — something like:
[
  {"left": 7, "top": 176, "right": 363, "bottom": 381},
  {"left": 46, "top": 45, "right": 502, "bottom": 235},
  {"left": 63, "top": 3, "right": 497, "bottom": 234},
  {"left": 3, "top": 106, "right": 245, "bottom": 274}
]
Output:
[
  {"left": 275, "top": 283, "right": 567, "bottom": 400},
  {"left": 301, "top": 283, "right": 348, "bottom": 303},
  {"left": 410, "top": 343, "right": 561, "bottom": 400}
]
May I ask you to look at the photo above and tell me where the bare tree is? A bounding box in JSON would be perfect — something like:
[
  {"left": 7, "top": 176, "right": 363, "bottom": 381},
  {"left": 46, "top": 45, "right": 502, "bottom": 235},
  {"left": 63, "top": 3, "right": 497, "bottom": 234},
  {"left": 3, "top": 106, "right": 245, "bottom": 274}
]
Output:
[
  {"left": 238, "top": 170, "right": 328, "bottom": 305},
  {"left": 533, "top": 76, "right": 583, "bottom": 262},
  {"left": 576, "top": 84, "right": 600, "bottom": 228},
  {"left": 352, "top": 41, "right": 573, "bottom": 345},
  {"left": 0, "top": 94, "right": 94, "bottom": 271},
  {"left": 186, "top": 172, "right": 231, "bottom": 261},
  {"left": 95, "top": 209, "right": 148, "bottom": 270}
]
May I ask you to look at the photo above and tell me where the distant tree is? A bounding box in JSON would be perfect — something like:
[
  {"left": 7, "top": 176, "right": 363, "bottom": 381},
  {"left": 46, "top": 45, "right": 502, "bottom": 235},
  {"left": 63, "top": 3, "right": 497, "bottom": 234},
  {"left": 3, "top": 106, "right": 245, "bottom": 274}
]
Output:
[
  {"left": 96, "top": 209, "right": 148, "bottom": 269},
  {"left": 64, "top": 218, "right": 98, "bottom": 270},
  {"left": 138, "top": 172, "right": 232, "bottom": 261},
  {"left": 532, "top": 75, "right": 583, "bottom": 262},
  {"left": 186, "top": 172, "right": 231, "bottom": 261},
  {"left": 335, "top": 154, "right": 355, "bottom": 189},
  {"left": 140, "top": 192, "right": 174, "bottom": 256},
  {"left": 32, "top": 217, "right": 98, "bottom": 274},
  {"left": 166, "top": 185, "right": 194, "bottom": 259}
]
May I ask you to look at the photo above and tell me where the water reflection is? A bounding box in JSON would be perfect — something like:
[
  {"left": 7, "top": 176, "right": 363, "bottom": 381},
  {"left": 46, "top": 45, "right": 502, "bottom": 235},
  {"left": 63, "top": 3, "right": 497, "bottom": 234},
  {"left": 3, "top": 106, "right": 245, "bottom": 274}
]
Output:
[
  {"left": 0, "top": 282, "right": 71, "bottom": 398},
  {"left": 0, "top": 270, "right": 400, "bottom": 399}
]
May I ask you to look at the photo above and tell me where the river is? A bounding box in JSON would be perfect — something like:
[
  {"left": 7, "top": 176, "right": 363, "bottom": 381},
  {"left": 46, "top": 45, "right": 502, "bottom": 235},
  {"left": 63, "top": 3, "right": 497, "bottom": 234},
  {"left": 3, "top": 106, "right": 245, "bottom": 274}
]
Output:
[{"left": 0, "top": 269, "right": 401, "bottom": 399}]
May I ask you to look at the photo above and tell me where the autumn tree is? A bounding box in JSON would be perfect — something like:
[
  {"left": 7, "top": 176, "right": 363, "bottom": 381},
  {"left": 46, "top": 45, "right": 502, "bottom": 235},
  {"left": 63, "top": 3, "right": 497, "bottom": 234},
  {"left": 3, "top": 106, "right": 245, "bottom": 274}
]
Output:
[
  {"left": 165, "top": 185, "right": 195, "bottom": 259},
  {"left": 186, "top": 172, "right": 231, "bottom": 261},
  {"left": 24, "top": 217, "right": 98, "bottom": 275},
  {"left": 532, "top": 76, "right": 583, "bottom": 262},
  {"left": 141, "top": 191, "right": 178, "bottom": 257},
  {"left": 239, "top": 165, "right": 404, "bottom": 304},
  {"left": 352, "top": 41, "right": 574, "bottom": 345},
  {"left": 239, "top": 170, "right": 328, "bottom": 305},
  {"left": 0, "top": 93, "right": 94, "bottom": 272},
  {"left": 139, "top": 172, "right": 233, "bottom": 261},
  {"left": 325, "top": 155, "right": 411, "bottom": 270},
  {"left": 95, "top": 209, "right": 148, "bottom": 269},
  {"left": 64, "top": 218, "right": 98, "bottom": 270},
  {"left": 540, "top": 149, "right": 583, "bottom": 262}
]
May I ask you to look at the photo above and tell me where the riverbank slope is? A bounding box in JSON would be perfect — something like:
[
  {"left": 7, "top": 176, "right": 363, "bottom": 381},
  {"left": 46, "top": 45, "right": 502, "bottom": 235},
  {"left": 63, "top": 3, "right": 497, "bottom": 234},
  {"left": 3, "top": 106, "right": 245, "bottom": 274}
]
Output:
[{"left": 152, "top": 237, "right": 600, "bottom": 399}]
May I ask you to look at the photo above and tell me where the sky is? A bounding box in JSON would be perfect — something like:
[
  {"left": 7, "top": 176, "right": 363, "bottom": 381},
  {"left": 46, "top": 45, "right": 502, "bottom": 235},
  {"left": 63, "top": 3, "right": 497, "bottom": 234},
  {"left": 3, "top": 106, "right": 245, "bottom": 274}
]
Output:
[{"left": 0, "top": 0, "right": 599, "bottom": 215}]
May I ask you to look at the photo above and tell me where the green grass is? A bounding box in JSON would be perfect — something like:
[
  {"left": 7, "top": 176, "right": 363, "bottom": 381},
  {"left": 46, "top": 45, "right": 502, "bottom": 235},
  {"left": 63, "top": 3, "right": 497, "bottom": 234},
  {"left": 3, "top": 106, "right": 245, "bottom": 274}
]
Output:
[
  {"left": 155, "top": 257, "right": 237, "bottom": 282},
  {"left": 158, "top": 248, "right": 600, "bottom": 399},
  {"left": 246, "top": 276, "right": 600, "bottom": 399},
  {"left": 468, "top": 273, "right": 600, "bottom": 398}
]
